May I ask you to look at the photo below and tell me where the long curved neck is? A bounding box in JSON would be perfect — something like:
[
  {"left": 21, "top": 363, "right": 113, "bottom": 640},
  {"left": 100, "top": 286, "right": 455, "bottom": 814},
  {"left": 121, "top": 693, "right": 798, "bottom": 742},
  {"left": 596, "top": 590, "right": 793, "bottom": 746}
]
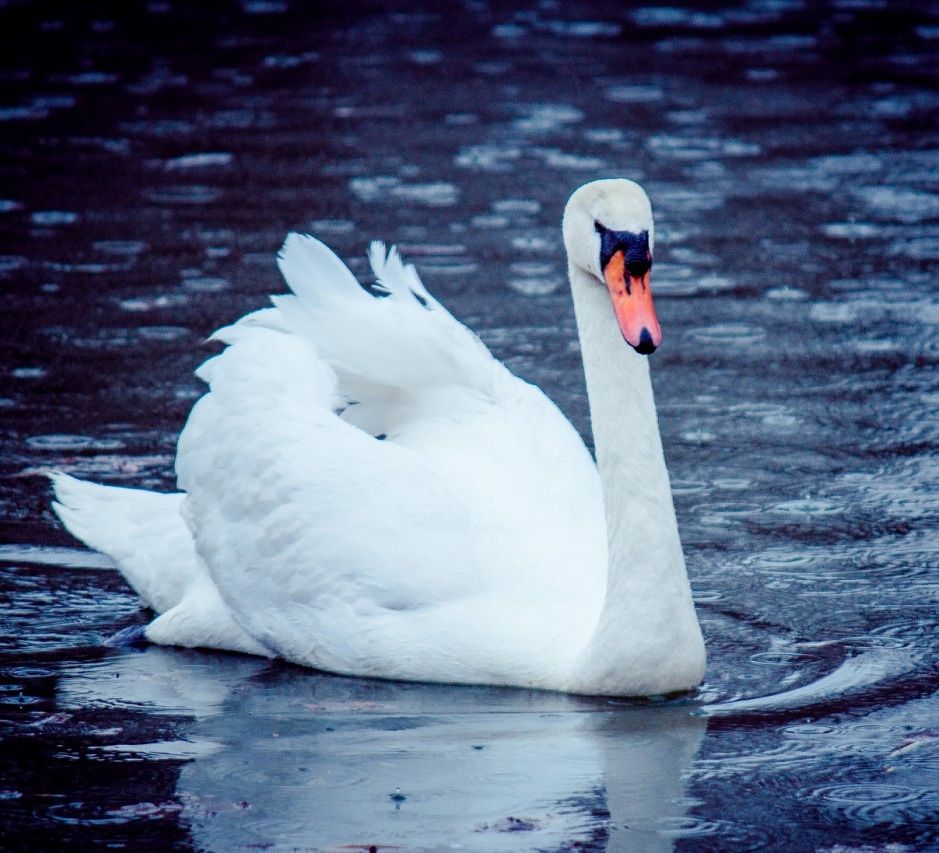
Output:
[{"left": 567, "top": 264, "right": 704, "bottom": 695}]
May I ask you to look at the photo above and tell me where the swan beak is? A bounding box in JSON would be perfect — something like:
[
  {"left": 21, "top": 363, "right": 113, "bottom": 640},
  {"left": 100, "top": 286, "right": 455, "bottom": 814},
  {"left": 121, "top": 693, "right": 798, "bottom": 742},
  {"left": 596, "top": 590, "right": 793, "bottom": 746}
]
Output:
[{"left": 602, "top": 250, "right": 662, "bottom": 355}]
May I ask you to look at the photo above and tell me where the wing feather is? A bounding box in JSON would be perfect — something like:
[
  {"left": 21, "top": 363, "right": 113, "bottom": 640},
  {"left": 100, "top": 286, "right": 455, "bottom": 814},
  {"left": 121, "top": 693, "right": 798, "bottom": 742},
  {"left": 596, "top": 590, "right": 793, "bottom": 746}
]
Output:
[
  {"left": 274, "top": 234, "right": 502, "bottom": 395},
  {"left": 172, "top": 234, "right": 603, "bottom": 680}
]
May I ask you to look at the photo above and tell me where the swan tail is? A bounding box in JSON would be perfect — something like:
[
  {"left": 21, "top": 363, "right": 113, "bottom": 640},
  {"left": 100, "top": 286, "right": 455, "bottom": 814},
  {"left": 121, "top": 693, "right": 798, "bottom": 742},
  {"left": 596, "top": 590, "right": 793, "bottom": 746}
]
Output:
[
  {"left": 51, "top": 473, "right": 272, "bottom": 657},
  {"left": 50, "top": 472, "right": 199, "bottom": 614},
  {"left": 270, "top": 233, "right": 501, "bottom": 395}
]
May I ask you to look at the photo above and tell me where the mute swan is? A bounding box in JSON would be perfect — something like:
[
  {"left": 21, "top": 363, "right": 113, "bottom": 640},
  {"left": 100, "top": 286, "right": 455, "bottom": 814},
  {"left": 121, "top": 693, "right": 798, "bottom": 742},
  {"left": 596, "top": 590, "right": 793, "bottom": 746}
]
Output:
[{"left": 51, "top": 179, "right": 706, "bottom": 696}]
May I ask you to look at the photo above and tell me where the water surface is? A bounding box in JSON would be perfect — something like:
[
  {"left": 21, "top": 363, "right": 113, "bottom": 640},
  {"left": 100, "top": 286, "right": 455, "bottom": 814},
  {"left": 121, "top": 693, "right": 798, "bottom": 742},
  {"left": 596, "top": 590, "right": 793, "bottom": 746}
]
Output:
[{"left": 1, "top": 0, "right": 938, "bottom": 849}]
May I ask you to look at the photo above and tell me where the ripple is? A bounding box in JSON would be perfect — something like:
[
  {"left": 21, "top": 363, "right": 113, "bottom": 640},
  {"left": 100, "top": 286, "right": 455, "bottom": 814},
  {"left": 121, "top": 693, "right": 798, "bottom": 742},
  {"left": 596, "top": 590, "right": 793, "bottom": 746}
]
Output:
[
  {"left": 681, "top": 429, "right": 717, "bottom": 444},
  {"left": 510, "top": 261, "right": 553, "bottom": 276},
  {"left": 244, "top": 0, "right": 287, "bottom": 13},
  {"left": 493, "top": 199, "right": 540, "bottom": 215},
  {"left": 647, "top": 134, "right": 760, "bottom": 160},
  {"left": 766, "top": 286, "right": 808, "bottom": 301},
  {"left": 854, "top": 185, "right": 939, "bottom": 223},
  {"left": 27, "top": 434, "right": 93, "bottom": 451},
  {"left": 772, "top": 499, "right": 843, "bottom": 515},
  {"left": 653, "top": 186, "right": 725, "bottom": 212},
  {"left": 392, "top": 182, "right": 459, "bottom": 206},
  {"left": 59, "top": 71, "right": 118, "bottom": 86},
  {"left": 445, "top": 112, "right": 478, "bottom": 124},
  {"left": 30, "top": 210, "right": 78, "bottom": 226},
  {"left": 163, "top": 152, "right": 233, "bottom": 170},
  {"left": 182, "top": 276, "right": 229, "bottom": 293},
  {"left": 584, "top": 128, "right": 624, "bottom": 143},
  {"left": 106, "top": 801, "right": 183, "bottom": 820},
  {"left": 47, "top": 259, "right": 130, "bottom": 275},
  {"left": 891, "top": 236, "right": 939, "bottom": 260},
  {"left": 470, "top": 214, "right": 507, "bottom": 229},
  {"left": 0, "top": 544, "right": 116, "bottom": 569},
  {"left": 143, "top": 185, "right": 222, "bottom": 205},
  {"left": 809, "top": 303, "right": 856, "bottom": 324},
  {"left": 670, "top": 479, "right": 709, "bottom": 496},
  {"left": 455, "top": 144, "right": 522, "bottom": 172},
  {"left": 309, "top": 218, "right": 355, "bottom": 235},
  {"left": 712, "top": 478, "right": 751, "bottom": 490},
  {"left": 399, "top": 243, "right": 466, "bottom": 257},
  {"left": 534, "top": 148, "right": 605, "bottom": 170},
  {"left": 653, "top": 265, "right": 699, "bottom": 297},
  {"left": 763, "top": 414, "right": 799, "bottom": 429},
  {"left": 693, "top": 739, "right": 818, "bottom": 779},
  {"left": 406, "top": 50, "right": 442, "bottom": 65},
  {"left": 93, "top": 240, "right": 149, "bottom": 256},
  {"left": 349, "top": 177, "right": 459, "bottom": 207},
  {"left": 416, "top": 258, "right": 477, "bottom": 275},
  {"left": 507, "top": 277, "right": 562, "bottom": 296},
  {"left": 11, "top": 367, "right": 47, "bottom": 379},
  {"left": 47, "top": 801, "right": 149, "bottom": 826},
  {"left": 750, "top": 163, "right": 837, "bottom": 193},
  {"left": 262, "top": 51, "right": 319, "bottom": 69},
  {"left": 512, "top": 103, "right": 583, "bottom": 133},
  {"left": 119, "top": 294, "right": 189, "bottom": 311},
  {"left": 694, "top": 502, "right": 761, "bottom": 524},
  {"left": 745, "top": 68, "right": 779, "bottom": 82},
  {"left": 805, "top": 782, "right": 934, "bottom": 826},
  {"left": 0, "top": 255, "right": 28, "bottom": 274},
  {"left": 543, "top": 19, "right": 621, "bottom": 38},
  {"left": 100, "top": 739, "right": 221, "bottom": 759},
  {"left": 510, "top": 235, "right": 553, "bottom": 252},
  {"left": 120, "top": 118, "right": 195, "bottom": 137},
  {"left": 783, "top": 723, "right": 840, "bottom": 738},
  {"left": 853, "top": 338, "right": 899, "bottom": 353},
  {"left": 821, "top": 222, "right": 879, "bottom": 239},
  {"left": 136, "top": 326, "right": 191, "bottom": 341},
  {"left": 126, "top": 68, "right": 188, "bottom": 96},
  {"left": 813, "top": 153, "right": 884, "bottom": 176},
  {"left": 750, "top": 651, "right": 813, "bottom": 666},
  {"left": 704, "top": 649, "right": 916, "bottom": 718},
  {"left": 728, "top": 402, "right": 788, "bottom": 417},
  {"left": 205, "top": 102, "right": 280, "bottom": 126},
  {"left": 0, "top": 104, "right": 50, "bottom": 121},
  {"left": 693, "top": 589, "right": 723, "bottom": 602},
  {"left": 605, "top": 84, "right": 665, "bottom": 103},
  {"left": 66, "top": 135, "right": 131, "bottom": 156},
  {"left": 691, "top": 323, "right": 766, "bottom": 345}
]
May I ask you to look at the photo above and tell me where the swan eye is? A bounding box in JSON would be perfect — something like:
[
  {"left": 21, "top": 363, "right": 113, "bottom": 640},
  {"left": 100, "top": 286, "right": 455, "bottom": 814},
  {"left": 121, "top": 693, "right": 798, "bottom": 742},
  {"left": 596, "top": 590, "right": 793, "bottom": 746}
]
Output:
[{"left": 594, "top": 221, "right": 605, "bottom": 234}]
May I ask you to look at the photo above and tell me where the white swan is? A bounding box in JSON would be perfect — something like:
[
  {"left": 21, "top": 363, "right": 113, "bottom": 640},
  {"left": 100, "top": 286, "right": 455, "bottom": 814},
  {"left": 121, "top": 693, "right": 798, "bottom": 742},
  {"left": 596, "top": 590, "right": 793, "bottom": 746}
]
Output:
[{"left": 51, "top": 179, "right": 705, "bottom": 696}]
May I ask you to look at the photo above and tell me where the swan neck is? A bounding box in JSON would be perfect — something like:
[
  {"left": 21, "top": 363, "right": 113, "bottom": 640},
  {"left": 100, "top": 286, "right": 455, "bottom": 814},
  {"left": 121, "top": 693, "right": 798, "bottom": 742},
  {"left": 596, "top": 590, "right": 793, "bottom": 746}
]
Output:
[
  {"left": 568, "top": 264, "right": 671, "bottom": 537},
  {"left": 567, "top": 263, "right": 704, "bottom": 695}
]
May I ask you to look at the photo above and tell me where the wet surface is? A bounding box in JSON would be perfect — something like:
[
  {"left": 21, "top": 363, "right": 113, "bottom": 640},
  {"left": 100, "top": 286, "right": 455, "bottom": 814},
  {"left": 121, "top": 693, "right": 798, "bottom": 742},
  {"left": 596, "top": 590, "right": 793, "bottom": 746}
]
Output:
[{"left": 1, "top": 0, "right": 938, "bottom": 849}]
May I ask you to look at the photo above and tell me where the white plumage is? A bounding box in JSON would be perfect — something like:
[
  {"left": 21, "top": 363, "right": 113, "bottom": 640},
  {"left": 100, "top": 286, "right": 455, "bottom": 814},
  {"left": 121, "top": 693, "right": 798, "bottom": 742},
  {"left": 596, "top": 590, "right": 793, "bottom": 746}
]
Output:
[{"left": 52, "top": 180, "right": 706, "bottom": 696}]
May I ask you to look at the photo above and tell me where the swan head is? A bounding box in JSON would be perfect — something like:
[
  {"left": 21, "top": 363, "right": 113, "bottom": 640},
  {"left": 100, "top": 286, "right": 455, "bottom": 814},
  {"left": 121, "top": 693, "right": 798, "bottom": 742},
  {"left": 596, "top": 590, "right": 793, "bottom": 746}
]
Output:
[{"left": 562, "top": 179, "right": 661, "bottom": 354}]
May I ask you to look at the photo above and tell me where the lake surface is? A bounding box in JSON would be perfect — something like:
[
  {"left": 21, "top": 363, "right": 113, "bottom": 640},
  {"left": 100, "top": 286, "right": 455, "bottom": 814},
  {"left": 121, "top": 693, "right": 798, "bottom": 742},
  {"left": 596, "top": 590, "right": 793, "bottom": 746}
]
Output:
[{"left": 1, "top": 0, "right": 938, "bottom": 849}]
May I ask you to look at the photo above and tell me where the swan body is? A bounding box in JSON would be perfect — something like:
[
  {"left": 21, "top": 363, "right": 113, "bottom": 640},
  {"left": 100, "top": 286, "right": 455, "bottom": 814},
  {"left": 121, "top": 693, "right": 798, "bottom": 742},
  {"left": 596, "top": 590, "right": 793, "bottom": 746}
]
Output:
[{"left": 52, "top": 179, "right": 705, "bottom": 696}]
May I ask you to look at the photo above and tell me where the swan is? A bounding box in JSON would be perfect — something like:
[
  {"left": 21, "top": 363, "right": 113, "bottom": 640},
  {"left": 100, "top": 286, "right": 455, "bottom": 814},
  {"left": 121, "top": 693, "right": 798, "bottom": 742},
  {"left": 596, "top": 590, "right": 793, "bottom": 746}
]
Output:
[{"left": 51, "top": 178, "right": 706, "bottom": 697}]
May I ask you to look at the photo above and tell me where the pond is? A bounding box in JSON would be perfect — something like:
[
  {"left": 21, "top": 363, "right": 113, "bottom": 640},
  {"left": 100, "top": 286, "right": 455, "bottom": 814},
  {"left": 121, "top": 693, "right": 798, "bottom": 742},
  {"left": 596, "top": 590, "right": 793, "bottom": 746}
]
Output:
[{"left": 1, "top": 0, "right": 937, "bottom": 849}]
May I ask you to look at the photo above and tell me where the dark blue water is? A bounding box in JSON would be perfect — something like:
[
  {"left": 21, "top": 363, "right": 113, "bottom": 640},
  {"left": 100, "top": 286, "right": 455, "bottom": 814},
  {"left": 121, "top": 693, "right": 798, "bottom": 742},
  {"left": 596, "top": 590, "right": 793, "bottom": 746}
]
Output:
[{"left": 1, "top": 1, "right": 938, "bottom": 849}]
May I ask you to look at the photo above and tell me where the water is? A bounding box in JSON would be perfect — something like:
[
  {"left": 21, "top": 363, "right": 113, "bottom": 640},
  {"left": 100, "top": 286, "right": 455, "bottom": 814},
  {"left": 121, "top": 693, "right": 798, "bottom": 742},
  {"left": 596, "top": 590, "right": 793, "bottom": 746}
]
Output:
[{"left": 1, "top": 0, "right": 938, "bottom": 849}]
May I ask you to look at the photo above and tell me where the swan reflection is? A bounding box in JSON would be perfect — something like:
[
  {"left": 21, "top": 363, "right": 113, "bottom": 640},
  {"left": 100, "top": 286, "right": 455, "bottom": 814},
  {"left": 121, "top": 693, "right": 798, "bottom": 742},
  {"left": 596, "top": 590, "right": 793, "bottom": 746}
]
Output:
[{"left": 60, "top": 648, "right": 706, "bottom": 850}]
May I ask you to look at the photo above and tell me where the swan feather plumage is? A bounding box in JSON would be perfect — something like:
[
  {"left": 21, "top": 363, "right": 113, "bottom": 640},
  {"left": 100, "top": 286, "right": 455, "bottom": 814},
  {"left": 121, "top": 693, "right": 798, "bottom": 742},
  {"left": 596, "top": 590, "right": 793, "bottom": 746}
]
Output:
[{"left": 51, "top": 180, "right": 705, "bottom": 696}]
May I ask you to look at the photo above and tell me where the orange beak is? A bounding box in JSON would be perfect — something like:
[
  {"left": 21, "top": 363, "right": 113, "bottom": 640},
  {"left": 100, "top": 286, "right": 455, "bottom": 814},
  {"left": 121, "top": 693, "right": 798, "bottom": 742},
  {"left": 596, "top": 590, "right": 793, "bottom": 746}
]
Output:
[{"left": 602, "top": 250, "right": 662, "bottom": 354}]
